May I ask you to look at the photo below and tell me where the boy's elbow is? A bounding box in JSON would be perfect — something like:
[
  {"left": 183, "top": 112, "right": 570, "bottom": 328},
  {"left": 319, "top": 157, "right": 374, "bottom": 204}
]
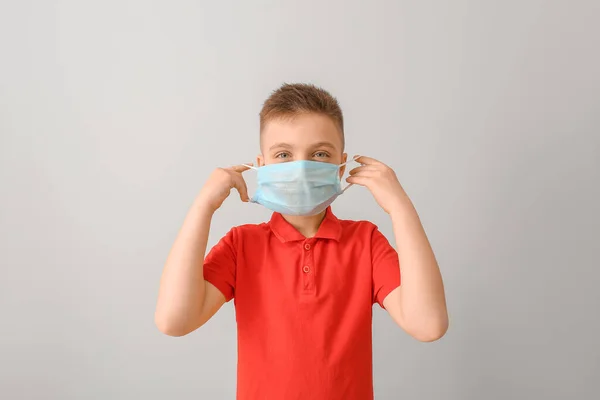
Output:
[
  {"left": 413, "top": 326, "right": 447, "bottom": 342},
  {"left": 154, "top": 313, "right": 197, "bottom": 337},
  {"left": 406, "top": 315, "right": 449, "bottom": 342},
  {"left": 156, "top": 323, "right": 188, "bottom": 337}
]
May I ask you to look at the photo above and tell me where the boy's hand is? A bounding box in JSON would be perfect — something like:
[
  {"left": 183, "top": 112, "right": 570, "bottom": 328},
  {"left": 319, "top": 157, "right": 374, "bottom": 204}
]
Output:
[
  {"left": 198, "top": 164, "right": 252, "bottom": 212},
  {"left": 347, "top": 156, "right": 409, "bottom": 214}
]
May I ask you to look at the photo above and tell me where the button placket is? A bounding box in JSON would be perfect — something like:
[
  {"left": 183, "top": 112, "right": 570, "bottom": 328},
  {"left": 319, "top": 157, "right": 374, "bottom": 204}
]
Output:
[{"left": 301, "top": 240, "right": 316, "bottom": 293}]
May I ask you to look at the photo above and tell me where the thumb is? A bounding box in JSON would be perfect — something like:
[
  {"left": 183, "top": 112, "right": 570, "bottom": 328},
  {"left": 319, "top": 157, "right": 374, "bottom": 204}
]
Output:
[{"left": 232, "top": 175, "right": 250, "bottom": 202}]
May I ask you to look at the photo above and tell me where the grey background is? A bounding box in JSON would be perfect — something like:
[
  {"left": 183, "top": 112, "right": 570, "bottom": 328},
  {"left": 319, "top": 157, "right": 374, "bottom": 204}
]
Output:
[{"left": 1, "top": 1, "right": 599, "bottom": 399}]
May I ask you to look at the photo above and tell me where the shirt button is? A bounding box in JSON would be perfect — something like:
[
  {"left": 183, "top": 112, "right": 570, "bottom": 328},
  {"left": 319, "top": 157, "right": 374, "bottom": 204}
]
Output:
[
  {"left": 303, "top": 266, "right": 310, "bottom": 273},
  {"left": 304, "top": 243, "right": 311, "bottom": 250}
]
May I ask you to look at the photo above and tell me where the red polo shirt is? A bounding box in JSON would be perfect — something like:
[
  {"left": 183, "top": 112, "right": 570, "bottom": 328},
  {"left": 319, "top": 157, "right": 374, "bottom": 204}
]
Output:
[{"left": 203, "top": 207, "right": 401, "bottom": 400}]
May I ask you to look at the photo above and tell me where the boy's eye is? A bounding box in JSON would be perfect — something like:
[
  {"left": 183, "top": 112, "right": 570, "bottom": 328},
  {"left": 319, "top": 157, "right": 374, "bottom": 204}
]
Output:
[
  {"left": 275, "top": 152, "right": 290, "bottom": 159},
  {"left": 314, "top": 151, "right": 330, "bottom": 158}
]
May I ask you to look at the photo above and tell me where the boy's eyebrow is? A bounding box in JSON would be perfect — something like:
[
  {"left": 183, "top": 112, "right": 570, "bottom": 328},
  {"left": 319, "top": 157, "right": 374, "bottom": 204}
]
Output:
[
  {"left": 268, "top": 141, "right": 338, "bottom": 151},
  {"left": 310, "top": 141, "right": 337, "bottom": 149},
  {"left": 269, "top": 143, "right": 293, "bottom": 151}
]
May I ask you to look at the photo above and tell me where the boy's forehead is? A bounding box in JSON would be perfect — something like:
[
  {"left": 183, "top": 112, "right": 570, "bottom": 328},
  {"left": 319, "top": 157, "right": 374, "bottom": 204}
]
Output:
[{"left": 260, "top": 114, "right": 343, "bottom": 150}]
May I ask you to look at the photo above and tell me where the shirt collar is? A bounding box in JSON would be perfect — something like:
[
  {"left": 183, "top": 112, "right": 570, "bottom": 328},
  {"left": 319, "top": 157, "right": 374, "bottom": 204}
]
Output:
[{"left": 269, "top": 207, "right": 342, "bottom": 242}]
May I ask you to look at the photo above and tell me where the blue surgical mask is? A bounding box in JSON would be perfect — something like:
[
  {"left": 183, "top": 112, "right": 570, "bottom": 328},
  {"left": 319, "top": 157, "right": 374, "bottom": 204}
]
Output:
[{"left": 243, "top": 159, "right": 355, "bottom": 216}]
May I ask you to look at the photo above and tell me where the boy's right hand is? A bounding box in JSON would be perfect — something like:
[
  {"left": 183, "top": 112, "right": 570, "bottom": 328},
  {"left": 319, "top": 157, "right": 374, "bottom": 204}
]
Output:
[{"left": 197, "top": 164, "right": 252, "bottom": 212}]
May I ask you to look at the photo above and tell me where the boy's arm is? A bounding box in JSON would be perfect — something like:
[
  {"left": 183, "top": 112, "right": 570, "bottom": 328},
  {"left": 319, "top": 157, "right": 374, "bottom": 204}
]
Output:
[
  {"left": 155, "top": 165, "right": 250, "bottom": 337},
  {"left": 383, "top": 198, "right": 448, "bottom": 342},
  {"left": 155, "top": 200, "right": 225, "bottom": 336},
  {"left": 348, "top": 156, "right": 448, "bottom": 342}
]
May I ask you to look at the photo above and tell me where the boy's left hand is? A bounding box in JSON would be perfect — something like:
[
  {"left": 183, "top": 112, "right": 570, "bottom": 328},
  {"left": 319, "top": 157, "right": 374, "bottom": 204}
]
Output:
[{"left": 347, "top": 156, "right": 409, "bottom": 214}]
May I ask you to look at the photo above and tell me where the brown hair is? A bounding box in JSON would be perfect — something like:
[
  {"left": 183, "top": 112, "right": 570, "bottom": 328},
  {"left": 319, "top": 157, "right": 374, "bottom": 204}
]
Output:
[{"left": 260, "top": 83, "right": 344, "bottom": 143}]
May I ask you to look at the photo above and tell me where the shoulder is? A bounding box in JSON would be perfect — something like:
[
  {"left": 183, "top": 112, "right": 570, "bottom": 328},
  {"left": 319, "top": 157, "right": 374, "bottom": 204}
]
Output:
[
  {"left": 337, "top": 217, "right": 380, "bottom": 240},
  {"left": 338, "top": 217, "right": 378, "bottom": 231},
  {"left": 337, "top": 217, "right": 393, "bottom": 246},
  {"left": 227, "top": 221, "right": 271, "bottom": 241}
]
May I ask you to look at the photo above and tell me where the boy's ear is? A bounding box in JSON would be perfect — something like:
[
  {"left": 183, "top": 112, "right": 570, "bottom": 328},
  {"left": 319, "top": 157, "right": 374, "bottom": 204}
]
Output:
[
  {"left": 339, "top": 153, "right": 348, "bottom": 178},
  {"left": 256, "top": 154, "right": 265, "bottom": 167}
]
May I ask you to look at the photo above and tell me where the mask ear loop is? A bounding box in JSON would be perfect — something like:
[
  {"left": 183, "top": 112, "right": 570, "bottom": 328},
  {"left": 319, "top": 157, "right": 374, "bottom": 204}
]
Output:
[
  {"left": 241, "top": 164, "right": 258, "bottom": 202},
  {"left": 339, "top": 156, "right": 360, "bottom": 193}
]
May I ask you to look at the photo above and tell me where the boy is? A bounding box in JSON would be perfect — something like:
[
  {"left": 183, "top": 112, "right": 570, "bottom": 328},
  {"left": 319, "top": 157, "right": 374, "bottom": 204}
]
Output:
[{"left": 155, "top": 83, "right": 448, "bottom": 399}]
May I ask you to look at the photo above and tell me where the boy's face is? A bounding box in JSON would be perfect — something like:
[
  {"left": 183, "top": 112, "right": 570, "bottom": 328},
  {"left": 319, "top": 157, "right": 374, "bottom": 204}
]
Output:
[{"left": 258, "top": 113, "right": 347, "bottom": 176}]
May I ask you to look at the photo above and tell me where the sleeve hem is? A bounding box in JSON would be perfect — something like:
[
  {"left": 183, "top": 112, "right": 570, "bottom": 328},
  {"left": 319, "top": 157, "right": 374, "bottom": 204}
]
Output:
[
  {"left": 375, "top": 283, "right": 400, "bottom": 309},
  {"left": 204, "top": 273, "right": 234, "bottom": 302}
]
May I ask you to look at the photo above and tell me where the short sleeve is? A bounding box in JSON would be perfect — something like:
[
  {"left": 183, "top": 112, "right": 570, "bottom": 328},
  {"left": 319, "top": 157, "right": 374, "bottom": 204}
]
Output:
[
  {"left": 203, "top": 228, "right": 237, "bottom": 302},
  {"left": 371, "top": 227, "right": 401, "bottom": 308}
]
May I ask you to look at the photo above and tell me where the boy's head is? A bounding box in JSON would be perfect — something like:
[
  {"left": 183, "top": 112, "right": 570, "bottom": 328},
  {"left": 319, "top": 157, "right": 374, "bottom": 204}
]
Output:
[{"left": 257, "top": 83, "right": 347, "bottom": 169}]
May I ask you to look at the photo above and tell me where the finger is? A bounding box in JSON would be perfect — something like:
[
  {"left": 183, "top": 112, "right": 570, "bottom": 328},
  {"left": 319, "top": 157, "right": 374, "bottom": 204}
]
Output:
[
  {"left": 230, "top": 164, "right": 253, "bottom": 173},
  {"left": 346, "top": 175, "right": 371, "bottom": 187},
  {"left": 351, "top": 170, "right": 378, "bottom": 178},
  {"left": 349, "top": 165, "right": 378, "bottom": 176},
  {"left": 354, "top": 155, "right": 382, "bottom": 166},
  {"left": 231, "top": 174, "right": 249, "bottom": 201}
]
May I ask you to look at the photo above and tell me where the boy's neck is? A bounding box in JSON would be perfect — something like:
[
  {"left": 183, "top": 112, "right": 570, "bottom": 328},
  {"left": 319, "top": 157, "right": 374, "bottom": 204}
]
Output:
[{"left": 282, "top": 211, "right": 327, "bottom": 238}]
